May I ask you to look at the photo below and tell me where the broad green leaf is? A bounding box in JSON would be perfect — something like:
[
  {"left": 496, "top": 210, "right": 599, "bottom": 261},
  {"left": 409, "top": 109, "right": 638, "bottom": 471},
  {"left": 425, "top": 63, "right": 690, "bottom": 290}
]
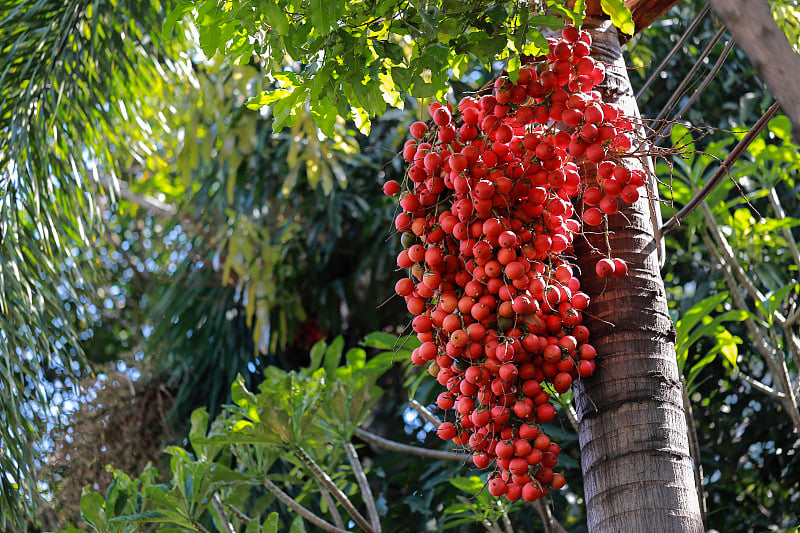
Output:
[
  {"left": 80, "top": 492, "right": 106, "bottom": 531},
  {"left": 309, "top": 339, "right": 327, "bottom": 370},
  {"left": 247, "top": 89, "right": 293, "bottom": 110},
  {"left": 360, "top": 331, "right": 399, "bottom": 350},
  {"left": 324, "top": 335, "right": 345, "bottom": 376},
  {"left": 310, "top": 0, "right": 337, "bottom": 35},
  {"left": 766, "top": 283, "right": 798, "bottom": 322},
  {"left": 600, "top": 0, "right": 635, "bottom": 35},
  {"left": 289, "top": 514, "right": 308, "bottom": 533},
  {"left": 528, "top": 15, "right": 569, "bottom": 30},
  {"left": 262, "top": 511, "right": 280, "bottom": 533},
  {"left": 232, "top": 375, "right": 258, "bottom": 409},
  {"left": 189, "top": 408, "right": 210, "bottom": 459},
  {"left": 768, "top": 114, "right": 794, "bottom": 143},
  {"left": 262, "top": 1, "right": 290, "bottom": 34},
  {"left": 449, "top": 476, "right": 485, "bottom": 493}
]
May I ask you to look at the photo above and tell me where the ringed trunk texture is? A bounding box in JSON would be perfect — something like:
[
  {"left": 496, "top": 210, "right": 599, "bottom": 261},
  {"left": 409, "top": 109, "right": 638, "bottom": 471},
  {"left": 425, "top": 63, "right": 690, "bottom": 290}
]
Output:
[{"left": 573, "top": 18, "right": 704, "bottom": 532}]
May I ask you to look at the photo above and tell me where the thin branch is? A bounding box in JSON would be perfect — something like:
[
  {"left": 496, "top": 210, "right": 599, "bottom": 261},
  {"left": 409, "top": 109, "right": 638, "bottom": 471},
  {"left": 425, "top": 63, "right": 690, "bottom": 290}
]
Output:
[
  {"left": 262, "top": 479, "right": 350, "bottom": 533},
  {"left": 636, "top": 3, "right": 712, "bottom": 100},
  {"left": 295, "top": 446, "right": 376, "bottom": 533},
  {"left": 710, "top": 0, "right": 800, "bottom": 144},
  {"left": 681, "top": 381, "right": 707, "bottom": 529},
  {"left": 354, "top": 428, "right": 469, "bottom": 462},
  {"left": 739, "top": 372, "right": 786, "bottom": 399},
  {"left": 700, "top": 201, "right": 774, "bottom": 314},
  {"left": 220, "top": 499, "right": 253, "bottom": 525},
  {"left": 320, "top": 488, "right": 345, "bottom": 530},
  {"left": 766, "top": 186, "right": 800, "bottom": 270},
  {"left": 501, "top": 511, "right": 514, "bottom": 533},
  {"left": 482, "top": 519, "right": 502, "bottom": 533},
  {"left": 344, "top": 441, "right": 382, "bottom": 533},
  {"left": 408, "top": 398, "right": 442, "bottom": 426},
  {"left": 532, "top": 499, "right": 567, "bottom": 533},
  {"left": 661, "top": 102, "right": 780, "bottom": 235},
  {"left": 211, "top": 494, "right": 236, "bottom": 533},
  {"left": 651, "top": 25, "right": 728, "bottom": 143},
  {"left": 98, "top": 176, "right": 176, "bottom": 217},
  {"left": 700, "top": 228, "right": 800, "bottom": 430},
  {"left": 666, "top": 36, "right": 736, "bottom": 135},
  {"left": 565, "top": 403, "right": 579, "bottom": 433}
]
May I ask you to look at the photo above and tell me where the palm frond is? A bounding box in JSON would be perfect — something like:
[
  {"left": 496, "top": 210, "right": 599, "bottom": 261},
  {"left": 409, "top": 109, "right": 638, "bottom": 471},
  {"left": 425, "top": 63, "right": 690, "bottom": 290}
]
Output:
[{"left": 0, "top": 0, "right": 175, "bottom": 526}]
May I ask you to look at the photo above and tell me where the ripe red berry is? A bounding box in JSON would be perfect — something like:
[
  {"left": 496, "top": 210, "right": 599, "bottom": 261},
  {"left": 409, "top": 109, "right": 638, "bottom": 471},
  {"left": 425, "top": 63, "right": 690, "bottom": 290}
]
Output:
[
  {"left": 596, "top": 258, "right": 615, "bottom": 278},
  {"left": 410, "top": 121, "right": 427, "bottom": 139},
  {"left": 488, "top": 477, "right": 508, "bottom": 497}
]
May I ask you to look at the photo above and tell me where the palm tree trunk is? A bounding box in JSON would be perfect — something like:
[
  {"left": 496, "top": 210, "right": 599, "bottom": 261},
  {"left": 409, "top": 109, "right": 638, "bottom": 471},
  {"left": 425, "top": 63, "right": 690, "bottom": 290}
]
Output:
[{"left": 572, "top": 17, "right": 704, "bottom": 532}]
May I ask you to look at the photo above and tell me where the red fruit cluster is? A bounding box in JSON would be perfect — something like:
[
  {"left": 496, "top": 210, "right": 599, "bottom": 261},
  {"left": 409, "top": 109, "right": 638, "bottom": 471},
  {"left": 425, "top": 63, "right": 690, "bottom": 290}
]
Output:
[{"left": 382, "top": 27, "right": 643, "bottom": 502}]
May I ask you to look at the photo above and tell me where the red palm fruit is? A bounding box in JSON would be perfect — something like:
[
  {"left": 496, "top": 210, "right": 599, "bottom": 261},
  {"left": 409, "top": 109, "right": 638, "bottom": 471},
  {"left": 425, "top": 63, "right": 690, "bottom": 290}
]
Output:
[
  {"left": 488, "top": 477, "right": 508, "bottom": 497},
  {"left": 410, "top": 121, "right": 427, "bottom": 139},
  {"left": 578, "top": 359, "right": 596, "bottom": 377},
  {"left": 509, "top": 457, "right": 529, "bottom": 476},
  {"left": 496, "top": 440, "right": 515, "bottom": 459},
  {"left": 473, "top": 451, "right": 491, "bottom": 469},
  {"left": 436, "top": 422, "right": 457, "bottom": 440},
  {"left": 522, "top": 482, "right": 543, "bottom": 502},
  {"left": 595, "top": 258, "right": 615, "bottom": 278},
  {"left": 612, "top": 258, "right": 628, "bottom": 277},
  {"left": 536, "top": 403, "right": 556, "bottom": 422}
]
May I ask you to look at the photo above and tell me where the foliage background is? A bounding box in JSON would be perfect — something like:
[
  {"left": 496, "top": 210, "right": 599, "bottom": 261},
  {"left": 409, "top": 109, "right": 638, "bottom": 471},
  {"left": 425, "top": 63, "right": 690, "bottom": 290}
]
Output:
[{"left": 0, "top": 0, "right": 798, "bottom": 531}]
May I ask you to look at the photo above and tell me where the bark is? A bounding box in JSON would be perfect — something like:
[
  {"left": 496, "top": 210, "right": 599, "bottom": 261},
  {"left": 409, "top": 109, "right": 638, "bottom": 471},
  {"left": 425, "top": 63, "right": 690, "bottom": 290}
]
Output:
[
  {"left": 709, "top": 0, "right": 800, "bottom": 145},
  {"left": 572, "top": 18, "right": 704, "bottom": 533}
]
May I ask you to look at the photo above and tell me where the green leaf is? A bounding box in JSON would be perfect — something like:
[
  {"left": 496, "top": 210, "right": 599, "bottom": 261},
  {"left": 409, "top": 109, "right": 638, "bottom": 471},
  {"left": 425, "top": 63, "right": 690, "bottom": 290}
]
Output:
[
  {"left": 310, "top": 0, "right": 337, "bottom": 35},
  {"left": 309, "top": 339, "right": 327, "bottom": 370},
  {"left": 289, "top": 514, "right": 308, "bottom": 533},
  {"left": 262, "top": 511, "right": 280, "bottom": 533},
  {"left": 545, "top": 1, "right": 580, "bottom": 28},
  {"left": 324, "top": 336, "right": 345, "bottom": 376},
  {"left": 361, "top": 331, "right": 399, "bottom": 350},
  {"left": 262, "top": 1, "right": 290, "bottom": 34},
  {"left": 189, "top": 408, "right": 210, "bottom": 458},
  {"left": 247, "top": 89, "right": 293, "bottom": 110},
  {"left": 449, "top": 476, "right": 484, "bottom": 494},
  {"left": 571, "top": 0, "right": 587, "bottom": 27},
  {"left": 766, "top": 283, "right": 798, "bottom": 322},
  {"left": 528, "top": 15, "right": 569, "bottom": 30},
  {"left": 232, "top": 375, "right": 258, "bottom": 409},
  {"left": 484, "top": 4, "right": 509, "bottom": 24},
  {"left": 768, "top": 114, "right": 794, "bottom": 143},
  {"left": 80, "top": 492, "right": 106, "bottom": 531},
  {"left": 600, "top": 0, "right": 635, "bottom": 35}
]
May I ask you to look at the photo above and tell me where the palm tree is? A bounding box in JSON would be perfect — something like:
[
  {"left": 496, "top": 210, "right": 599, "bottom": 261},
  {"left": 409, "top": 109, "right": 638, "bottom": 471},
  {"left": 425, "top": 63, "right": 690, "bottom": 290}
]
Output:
[{"left": 0, "top": 1, "right": 174, "bottom": 526}]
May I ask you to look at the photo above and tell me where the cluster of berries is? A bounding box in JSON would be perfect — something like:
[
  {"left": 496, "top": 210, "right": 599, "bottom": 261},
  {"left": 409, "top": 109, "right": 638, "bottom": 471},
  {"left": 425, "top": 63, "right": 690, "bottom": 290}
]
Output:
[{"left": 383, "top": 26, "right": 643, "bottom": 501}]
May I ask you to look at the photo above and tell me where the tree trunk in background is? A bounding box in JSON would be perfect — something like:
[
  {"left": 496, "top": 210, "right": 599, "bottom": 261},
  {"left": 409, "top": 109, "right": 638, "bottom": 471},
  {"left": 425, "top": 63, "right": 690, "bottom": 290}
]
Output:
[{"left": 573, "top": 18, "right": 704, "bottom": 532}]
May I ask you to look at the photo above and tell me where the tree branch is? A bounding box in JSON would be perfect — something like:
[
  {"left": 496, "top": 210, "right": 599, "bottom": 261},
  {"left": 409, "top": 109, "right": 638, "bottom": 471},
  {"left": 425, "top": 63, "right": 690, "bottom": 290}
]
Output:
[
  {"left": 532, "top": 499, "right": 567, "bottom": 533},
  {"left": 320, "top": 488, "right": 345, "bottom": 530},
  {"left": 635, "top": 3, "right": 712, "bottom": 100},
  {"left": 344, "top": 441, "right": 382, "bottom": 533},
  {"left": 766, "top": 187, "right": 800, "bottom": 268},
  {"left": 354, "top": 428, "right": 469, "bottom": 462},
  {"left": 739, "top": 372, "right": 786, "bottom": 399},
  {"left": 295, "top": 446, "right": 376, "bottom": 533},
  {"left": 681, "top": 381, "right": 707, "bottom": 529},
  {"left": 408, "top": 398, "right": 443, "bottom": 426},
  {"left": 98, "top": 176, "right": 176, "bottom": 217},
  {"left": 650, "top": 25, "right": 728, "bottom": 146},
  {"left": 709, "top": 0, "right": 800, "bottom": 144},
  {"left": 211, "top": 494, "right": 236, "bottom": 533},
  {"left": 660, "top": 102, "right": 780, "bottom": 236},
  {"left": 262, "top": 479, "right": 350, "bottom": 533}
]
